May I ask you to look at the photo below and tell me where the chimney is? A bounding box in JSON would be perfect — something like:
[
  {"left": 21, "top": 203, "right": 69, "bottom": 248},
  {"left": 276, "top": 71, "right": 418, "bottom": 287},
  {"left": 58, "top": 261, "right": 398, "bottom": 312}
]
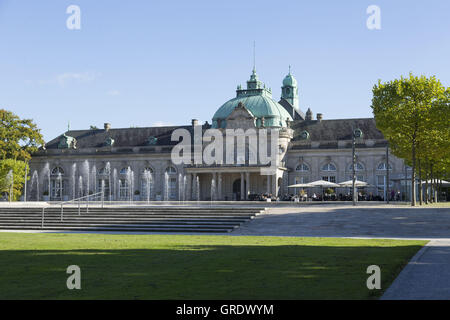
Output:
[
  {"left": 104, "top": 123, "right": 111, "bottom": 131},
  {"left": 316, "top": 113, "right": 323, "bottom": 122},
  {"left": 191, "top": 119, "right": 198, "bottom": 127}
]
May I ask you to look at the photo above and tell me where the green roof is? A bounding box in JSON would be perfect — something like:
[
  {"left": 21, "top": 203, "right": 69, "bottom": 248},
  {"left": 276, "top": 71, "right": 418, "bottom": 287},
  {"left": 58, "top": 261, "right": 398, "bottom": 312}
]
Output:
[
  {"left": 212, "top": 70, "right": 293, "bottom": 128},
  {"left": 282, "top": 72, "right": 297, "bottom": 87}
]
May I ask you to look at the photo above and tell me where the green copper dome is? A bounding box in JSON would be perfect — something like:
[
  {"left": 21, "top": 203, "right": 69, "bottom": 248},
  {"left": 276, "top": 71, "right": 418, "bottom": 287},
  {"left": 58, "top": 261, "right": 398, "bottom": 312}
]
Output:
[
  {"left": 282, "top": 70, "right": 297, "bottom": 87},
  {"left": 212, "top": 70, "right": 293, "bottom": 128}
]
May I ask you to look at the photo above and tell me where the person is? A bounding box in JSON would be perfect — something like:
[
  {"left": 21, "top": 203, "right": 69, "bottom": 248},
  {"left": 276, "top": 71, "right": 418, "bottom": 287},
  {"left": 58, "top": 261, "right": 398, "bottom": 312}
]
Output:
[{"left": 312, "top": 193, "right": 317, "bottom": 200}]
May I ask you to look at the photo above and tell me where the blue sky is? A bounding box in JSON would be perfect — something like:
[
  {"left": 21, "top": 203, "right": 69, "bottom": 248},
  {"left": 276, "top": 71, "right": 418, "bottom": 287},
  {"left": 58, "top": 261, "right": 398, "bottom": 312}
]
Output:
[{"left": 1, "top": 0, "right": 449, "bottom": 141}]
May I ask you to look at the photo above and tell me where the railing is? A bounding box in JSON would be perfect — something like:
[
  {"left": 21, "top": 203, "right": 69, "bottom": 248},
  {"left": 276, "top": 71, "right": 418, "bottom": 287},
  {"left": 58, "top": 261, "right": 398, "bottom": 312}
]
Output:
[{"left": 41, "top": 192, "right": 104, "bottom": 228}]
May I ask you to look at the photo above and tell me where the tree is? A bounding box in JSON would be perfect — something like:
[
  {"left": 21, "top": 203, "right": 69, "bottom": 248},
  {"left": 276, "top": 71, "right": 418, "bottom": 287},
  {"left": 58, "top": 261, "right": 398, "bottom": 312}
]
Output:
[
  {"left": 0, "top": 159, "right": 28, "bottom": 201},
  {"left": 371, "top": 74, "right": 448, "bottom": 206},
  {"left": 0, "top": 109, "right": 44, "bottom": 161}
]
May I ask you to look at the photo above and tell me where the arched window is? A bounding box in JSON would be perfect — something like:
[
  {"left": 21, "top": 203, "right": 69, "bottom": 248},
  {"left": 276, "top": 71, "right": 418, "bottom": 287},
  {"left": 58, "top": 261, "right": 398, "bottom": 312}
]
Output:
[
  {"left": 377, "top": 163, "right": 392, "bottom": 170},
  {"left": 165, "top": 167, "right": 177, "bottom": 200},
  {"left": 165, "top": 166, "right": 177, "bottom": 174},
  {"left": 120, "top": 167, "right": 131, "bottom": 174},
  {"left": 98, "top": 167, "right": 109, "bottom": 175},
  {"left": 50, "top": 167, "right": 64, "bottom": 200},
  {"left": 321, "top": 163, "right": 336, "bottom": 171},
  {"left": 295, "top": 163, "right": 310, "bottom": 172},
  {"left": 142, "top": 167, "right": 154, "bottom": 174},
  {"left": 348, "top": 163, "right": 364, "bottom": 171},
  {"left": 51, "top": 167, "right": 64, "bottom": 175}
]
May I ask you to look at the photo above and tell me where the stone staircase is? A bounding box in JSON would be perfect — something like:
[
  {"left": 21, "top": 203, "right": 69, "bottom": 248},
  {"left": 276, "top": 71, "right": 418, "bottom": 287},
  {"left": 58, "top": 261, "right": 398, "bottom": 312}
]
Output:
[{"left": 0, "top": 206, "right": 265, "bottom": 233}]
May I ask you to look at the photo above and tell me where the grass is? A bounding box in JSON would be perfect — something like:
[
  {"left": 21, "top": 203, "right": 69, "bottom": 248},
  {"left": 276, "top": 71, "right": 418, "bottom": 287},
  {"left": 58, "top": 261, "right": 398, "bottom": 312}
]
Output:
[{"left": 0, "top": 232, "right": 426, "bottom": 300}]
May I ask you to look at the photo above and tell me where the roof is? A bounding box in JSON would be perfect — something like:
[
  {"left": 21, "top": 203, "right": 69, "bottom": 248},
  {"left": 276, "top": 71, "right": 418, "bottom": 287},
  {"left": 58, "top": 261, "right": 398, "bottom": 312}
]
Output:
[
  {"left": 44, "top": 125, "right": 199, "bottom": 149},
  {"left": 212, "top": 94, "right": 293, "bottom": 128},
  {"left": 291, "top": 118, "right": 386, "bottom": 147}
]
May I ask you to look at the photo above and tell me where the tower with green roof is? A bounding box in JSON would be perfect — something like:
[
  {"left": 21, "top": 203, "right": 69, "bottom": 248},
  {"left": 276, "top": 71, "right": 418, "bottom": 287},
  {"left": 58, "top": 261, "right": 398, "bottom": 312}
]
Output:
[{"left": 281, "top": 66, "right": 299, "bottom": 111}]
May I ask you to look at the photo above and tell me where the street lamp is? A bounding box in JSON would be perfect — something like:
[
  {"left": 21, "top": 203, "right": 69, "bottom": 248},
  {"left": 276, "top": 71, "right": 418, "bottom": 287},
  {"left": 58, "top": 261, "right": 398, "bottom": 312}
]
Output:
[{"left": 352, "top": 128, "right": 363, "bottom": 206}]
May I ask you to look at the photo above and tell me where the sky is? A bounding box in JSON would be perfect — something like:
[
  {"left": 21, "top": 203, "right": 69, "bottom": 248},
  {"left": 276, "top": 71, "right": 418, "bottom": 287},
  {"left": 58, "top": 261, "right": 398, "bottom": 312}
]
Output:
[{"left": 0, "top": 0, "right": 449, "bottom": 141}]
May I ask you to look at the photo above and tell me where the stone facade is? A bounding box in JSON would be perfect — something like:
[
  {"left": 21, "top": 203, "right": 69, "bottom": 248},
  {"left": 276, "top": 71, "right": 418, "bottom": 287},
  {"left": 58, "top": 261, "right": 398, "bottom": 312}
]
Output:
[{"left": 28, "top": 69, "right": 410, "bottom": 201}]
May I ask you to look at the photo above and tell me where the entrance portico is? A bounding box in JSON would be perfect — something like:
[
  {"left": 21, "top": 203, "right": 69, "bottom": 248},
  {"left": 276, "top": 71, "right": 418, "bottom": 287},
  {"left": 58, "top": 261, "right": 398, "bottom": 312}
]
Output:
[{"left": 185, "top": 166, "right": 285, "bottom": 201}]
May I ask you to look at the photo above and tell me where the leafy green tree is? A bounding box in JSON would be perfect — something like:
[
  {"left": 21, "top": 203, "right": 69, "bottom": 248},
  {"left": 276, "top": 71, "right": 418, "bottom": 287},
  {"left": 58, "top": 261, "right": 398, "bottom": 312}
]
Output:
[
  {"left": 0, "top": 109, "right": 44, "bottom": 161},
  {"left": 0, "top": 159, "right": 28, "bottom": 201},
  {"left": 371, "top": 74, "right": 448, "bottom": 206}
]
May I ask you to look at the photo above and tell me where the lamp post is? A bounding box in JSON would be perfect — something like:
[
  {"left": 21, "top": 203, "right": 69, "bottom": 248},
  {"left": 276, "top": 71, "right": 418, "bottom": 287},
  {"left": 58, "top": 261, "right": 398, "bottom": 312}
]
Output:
[
  {"left": 386, "top": 144, "right": 390, "bottom": 204},
  {"left": 352, "top": 129, "right": 357, "bottom": 206},
  {"left": 352, "top": 128, "right": 363, "bottom": 206}
]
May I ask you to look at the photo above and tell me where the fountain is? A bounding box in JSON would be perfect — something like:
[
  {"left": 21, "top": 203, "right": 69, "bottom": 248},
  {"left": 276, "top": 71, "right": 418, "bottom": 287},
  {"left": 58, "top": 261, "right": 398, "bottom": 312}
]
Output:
[
  {"left": 91, "top": 165, "right": 97, "bottom": 197},
  {"left": 183, "top": 174, "right": 187, "bottom": 202},
  {"left": 101, "top": 179, "right": 105, "bottom": 202},
  {"left": 196, "top": 175, "right": 200, "bottom": 202},
  {"left": 164, "top": 171, "right": 169, "bottom": 201},
  {"left": 31, "top": 170, "right": 39, "bottom": 201},
  {"left": 105, "top": 162, "right": 111, "bottom": 201},
  {"left": 6, "top": 170, "right": 13, "bottom": 202},
  {"left": 78, "top": 176, "right": 83, "bottom": 198},
  {"left": 178, "top": 173, "right": 183, "bottom": 201},
  {"left": 71, "top": 163, "right": 77, "bottom": 200},
  {"left": 57, "top": 172, "right": 62, "bottom": 200},
  {"left": 81, "top": 160, "right": 90, "bottom": 198},
  {"left": 125, "top": 167, "right": 133, "bottom": 202},
  {"left": 41, "top": 163, "right": 50, "bottom": 200},
  {"left": 211, "top": 175, "right": 216, "bottom": 202},
  {"left": 113, "top": 168, "right": 118, "bottom": 201},
  {"left": 143, "top": 169, "right": 152, "bottom": 203}
]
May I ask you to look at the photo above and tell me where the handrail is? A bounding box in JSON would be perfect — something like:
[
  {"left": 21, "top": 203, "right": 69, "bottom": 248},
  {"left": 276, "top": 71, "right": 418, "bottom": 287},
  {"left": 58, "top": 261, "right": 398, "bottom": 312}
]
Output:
[{"left": 59, "top": 192, "right": 104, "bottom": 222}]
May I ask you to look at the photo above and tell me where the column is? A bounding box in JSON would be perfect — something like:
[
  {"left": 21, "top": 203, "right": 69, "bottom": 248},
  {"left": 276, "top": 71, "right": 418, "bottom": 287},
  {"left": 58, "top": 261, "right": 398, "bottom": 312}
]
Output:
[
  {"left": 218, "top": 173, "right": 222, "bottom": 201},
  {"left": 245, "top": 172, "right": 250, "bottom": 200},
  {"left": 240, "top": 172, "right": 245, "bottom": 200},
  {"left": 272, "top": 174, "right": 277, "bottom": 198},
  {"left": 266, "top": 175, "right": 271, "bottom": 194}
]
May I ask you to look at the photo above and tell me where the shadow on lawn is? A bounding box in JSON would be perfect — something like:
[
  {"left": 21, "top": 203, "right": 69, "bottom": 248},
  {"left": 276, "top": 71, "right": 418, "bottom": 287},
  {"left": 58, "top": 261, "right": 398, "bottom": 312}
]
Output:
[{"left": 0, "top": 244, "right": 423, "bottom": 300}]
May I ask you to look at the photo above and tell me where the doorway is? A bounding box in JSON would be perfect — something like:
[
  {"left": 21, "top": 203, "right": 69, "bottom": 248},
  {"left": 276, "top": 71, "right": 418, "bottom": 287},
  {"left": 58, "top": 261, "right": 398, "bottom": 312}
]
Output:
[{"left": 232, "top": 179, "right": 246, "bottom": 200}]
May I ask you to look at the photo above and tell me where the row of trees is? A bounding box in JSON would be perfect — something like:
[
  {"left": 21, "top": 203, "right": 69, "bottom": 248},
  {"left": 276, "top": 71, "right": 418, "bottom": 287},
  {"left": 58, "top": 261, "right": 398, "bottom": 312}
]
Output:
[
  {"left": 371, "top": 73, "right": 450, "bottom": 206},
  {"left": 0, "top": 109, "right": 44, "bottom": 200}
]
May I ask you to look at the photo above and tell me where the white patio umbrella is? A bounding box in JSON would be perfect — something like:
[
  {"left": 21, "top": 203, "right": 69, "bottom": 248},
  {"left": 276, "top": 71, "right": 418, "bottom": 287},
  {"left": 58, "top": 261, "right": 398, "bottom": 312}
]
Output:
[
  {"left": 338, "top": 180, "right": 372, "bottom": 187},
  {"left": 308, "top": 180, "right": 340, "bottom": 201},
  {"left": 308, "top": 180, "right": 340, "bottom": 188},
  {"left": 287, "top": 183, "right": 312, "bottom": 188},
  {"left": 421, "top": 180, "right": 450, "bottom": 186}
]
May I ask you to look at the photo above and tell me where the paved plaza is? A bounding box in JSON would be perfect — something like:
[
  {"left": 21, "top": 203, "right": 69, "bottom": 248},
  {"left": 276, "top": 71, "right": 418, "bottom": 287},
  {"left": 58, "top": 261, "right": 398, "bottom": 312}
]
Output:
[{"left": 234, "top": 204, "right": 450, "bottom": 239}]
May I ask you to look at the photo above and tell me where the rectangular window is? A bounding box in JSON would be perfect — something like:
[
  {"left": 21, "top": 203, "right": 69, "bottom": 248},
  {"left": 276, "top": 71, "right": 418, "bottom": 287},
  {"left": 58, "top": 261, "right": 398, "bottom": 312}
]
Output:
[
  {"left": 322, "top": 176, "right": 336, "bottom": 183},
  {"left": 119, "top": 179, "right": 129, "bottom": 200},
  {"left": 97, "top": 179, "right": 110, "bottom": 199},
  {"left": 141, "top": 179, "right": 153, "bottom": 200},
  {"left": 168, "top": 177, "right": 177, "bottom": 200},
  {"left": 51, "top": 180, "right": 64, "bottom": 200}
]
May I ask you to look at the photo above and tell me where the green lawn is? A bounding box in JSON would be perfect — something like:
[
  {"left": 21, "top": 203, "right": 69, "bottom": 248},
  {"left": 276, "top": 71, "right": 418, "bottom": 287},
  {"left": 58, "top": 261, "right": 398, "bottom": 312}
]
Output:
[{"left": 0, "top": 232, "right": 426, "bottom": 299}]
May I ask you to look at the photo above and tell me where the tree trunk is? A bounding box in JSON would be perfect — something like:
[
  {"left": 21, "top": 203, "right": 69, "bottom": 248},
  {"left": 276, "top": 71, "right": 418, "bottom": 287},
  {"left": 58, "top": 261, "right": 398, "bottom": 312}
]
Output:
[
  {"left": 425, "top": 168, "right": 429, "bottom": 204},
  {"left": 411, "top": 142, "right": 416, "bottom": 206},
  {"left": 430, "top": 165, "right": 434, "bottom": 203},
  {"left": 418, "top": 159, "right": 423, "bottom": 205}
]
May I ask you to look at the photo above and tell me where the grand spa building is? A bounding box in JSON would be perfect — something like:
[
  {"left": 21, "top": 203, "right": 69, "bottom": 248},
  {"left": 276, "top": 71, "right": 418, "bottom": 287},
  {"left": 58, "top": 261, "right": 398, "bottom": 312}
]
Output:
[{"left": 28, "top": 68, "right": 410, "bottom": 201}]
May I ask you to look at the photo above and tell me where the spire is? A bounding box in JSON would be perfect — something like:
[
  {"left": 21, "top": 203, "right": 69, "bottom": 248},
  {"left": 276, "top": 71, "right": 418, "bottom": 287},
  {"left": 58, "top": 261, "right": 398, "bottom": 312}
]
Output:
[{"left": 253, "top": 40, "right": 256, "bottom": 72}]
